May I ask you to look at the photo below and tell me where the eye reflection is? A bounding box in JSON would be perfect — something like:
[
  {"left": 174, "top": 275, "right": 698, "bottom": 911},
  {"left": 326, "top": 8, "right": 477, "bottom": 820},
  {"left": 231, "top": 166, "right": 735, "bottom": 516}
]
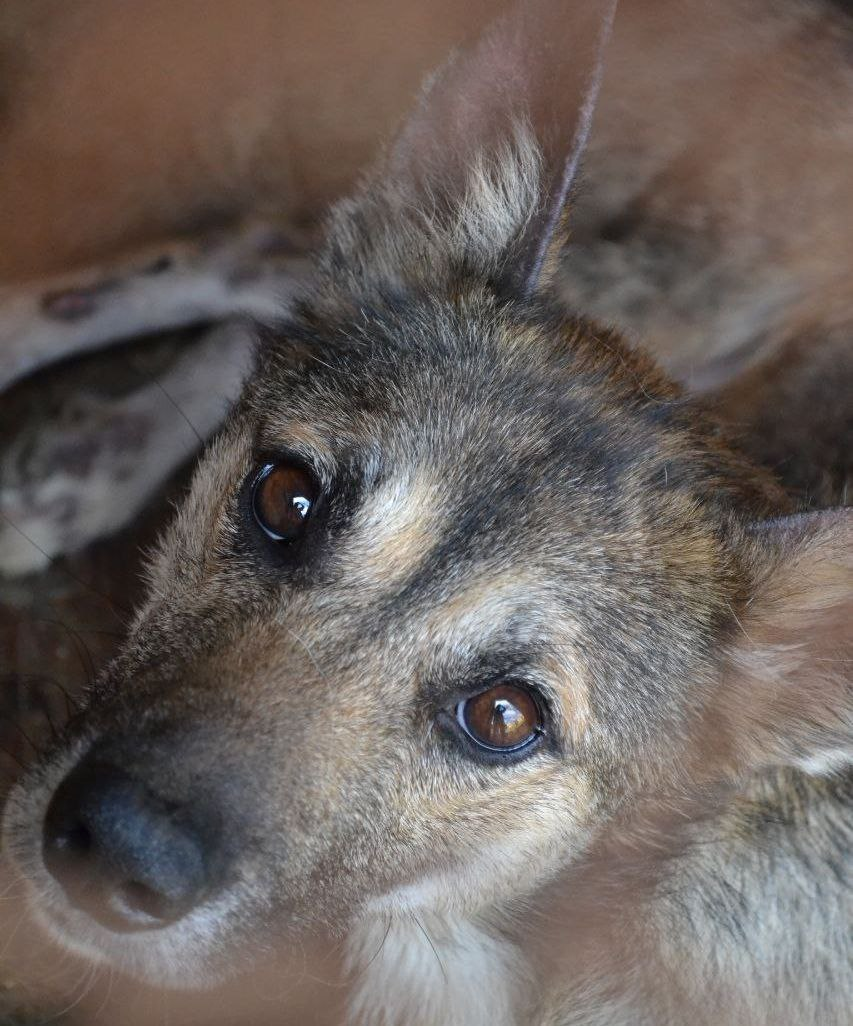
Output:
[
  {"left": 252, "top": 462, "right": 319, "bottom": 542},
  {"left": 456, "top": 684, "right": 542, "bottom": 752}
]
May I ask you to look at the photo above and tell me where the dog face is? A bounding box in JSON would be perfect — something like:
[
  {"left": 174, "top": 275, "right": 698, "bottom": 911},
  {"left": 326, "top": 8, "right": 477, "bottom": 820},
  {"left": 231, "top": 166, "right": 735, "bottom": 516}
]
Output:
[
  {"left": 3, "top": 286, "right": 758, "bottom": 982},
  {"left": 4, "top": 0, "right": 850, "bottom": 998}
]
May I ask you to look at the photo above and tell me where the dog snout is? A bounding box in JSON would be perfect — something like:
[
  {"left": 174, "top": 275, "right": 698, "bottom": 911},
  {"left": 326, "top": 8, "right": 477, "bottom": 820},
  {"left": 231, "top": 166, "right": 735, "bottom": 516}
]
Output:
[{"left": 42, "top": 755, "right": 226, "bottom": 933}]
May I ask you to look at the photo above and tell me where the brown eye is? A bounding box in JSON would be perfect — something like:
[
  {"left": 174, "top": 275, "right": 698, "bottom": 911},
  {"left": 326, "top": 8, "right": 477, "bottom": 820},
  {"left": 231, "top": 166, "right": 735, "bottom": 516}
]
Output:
[
  {"left": 252, "top": 462, "right": 319, "bottom": 542},
  {"left": 457, "top": 684, "right": 542, "bottom": 752}
]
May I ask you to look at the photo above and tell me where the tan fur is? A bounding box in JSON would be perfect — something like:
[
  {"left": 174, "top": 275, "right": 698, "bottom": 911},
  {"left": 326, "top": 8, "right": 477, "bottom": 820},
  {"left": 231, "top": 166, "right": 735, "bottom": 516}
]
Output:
[{"left": 1, "top": 3, "right": 851, "bottom": 1025}]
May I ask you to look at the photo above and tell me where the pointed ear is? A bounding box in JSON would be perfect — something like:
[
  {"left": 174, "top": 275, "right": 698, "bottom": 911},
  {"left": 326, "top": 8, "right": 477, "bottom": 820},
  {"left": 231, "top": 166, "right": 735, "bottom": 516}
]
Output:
[
  {"left": 721, "top": 509, "right": 852, "bottom": 776},
  {"left": 353, "top": 0, "right": 616, "bottom": 297}
]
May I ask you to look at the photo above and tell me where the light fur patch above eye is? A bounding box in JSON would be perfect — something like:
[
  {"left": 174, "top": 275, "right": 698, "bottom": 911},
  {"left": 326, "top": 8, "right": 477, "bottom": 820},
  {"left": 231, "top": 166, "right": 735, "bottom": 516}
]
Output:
[
  {"left": 423, "top": 575, "right": 592, "bottom": 746},
  {"left": 259, "top": 421, "right": 330, "bottom": 458},
  {"left": 345, "top": 471, "right": 439, "bottom": 585},
  {"left": 424, "top": 571, "right": 560, "bottom": 652},
  {"left": 537, "top": 646, "right": 592, "bottom": 750}
]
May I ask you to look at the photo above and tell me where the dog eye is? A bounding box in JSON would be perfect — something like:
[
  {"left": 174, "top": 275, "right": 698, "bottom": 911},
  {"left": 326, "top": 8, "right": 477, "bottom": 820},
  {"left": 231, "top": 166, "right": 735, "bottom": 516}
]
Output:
[
  {"left": 252, "top": 462, "right": 319, "bottom": 542},
  {"left": 456, "top": 684, "right": 542, "bottom": 752}
]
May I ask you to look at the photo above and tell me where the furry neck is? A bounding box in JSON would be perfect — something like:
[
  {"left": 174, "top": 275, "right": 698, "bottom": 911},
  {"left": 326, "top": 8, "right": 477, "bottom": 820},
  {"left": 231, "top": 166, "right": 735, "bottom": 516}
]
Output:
[{"left": 344, "top": 910, "right": 528, "bottom": 1026}]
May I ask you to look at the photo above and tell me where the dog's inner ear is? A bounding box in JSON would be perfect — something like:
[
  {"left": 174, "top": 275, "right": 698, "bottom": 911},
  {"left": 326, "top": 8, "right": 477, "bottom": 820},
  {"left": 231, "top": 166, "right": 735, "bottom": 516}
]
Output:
[
  {"left": 719, "top": 509, "right": 852, "bottom": 777},
  {"left": 321, "top": 0, "right": 616, "bottom": 301}
]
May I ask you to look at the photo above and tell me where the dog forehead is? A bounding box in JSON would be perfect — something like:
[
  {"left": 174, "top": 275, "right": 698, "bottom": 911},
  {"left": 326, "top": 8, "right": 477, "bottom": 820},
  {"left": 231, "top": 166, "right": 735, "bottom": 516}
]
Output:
[
  {"left": 249, "top": 332, "right": 596, "bottom": 492},
  {"left": 250, "top": 295, "right": 540, "bottom": 426}
]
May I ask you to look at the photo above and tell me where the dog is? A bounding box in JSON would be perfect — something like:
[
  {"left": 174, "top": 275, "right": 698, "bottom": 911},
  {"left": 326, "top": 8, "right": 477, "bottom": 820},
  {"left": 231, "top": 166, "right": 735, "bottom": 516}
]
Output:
[{"left": 2, "top": 1, "right": 851, "bottom": 1024}]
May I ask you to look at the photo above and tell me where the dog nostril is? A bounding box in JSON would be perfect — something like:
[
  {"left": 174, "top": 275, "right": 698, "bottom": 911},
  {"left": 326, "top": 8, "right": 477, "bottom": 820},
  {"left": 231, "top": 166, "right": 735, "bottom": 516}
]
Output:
[
  {"left": 43, "top": 759, "right": 222, "bottom": 933},
  {"left": 119, "top": 880, "right": 174, "bottom": 921},
  {"left": 50, "top": 821, "right": 92, "bottom": 857}
]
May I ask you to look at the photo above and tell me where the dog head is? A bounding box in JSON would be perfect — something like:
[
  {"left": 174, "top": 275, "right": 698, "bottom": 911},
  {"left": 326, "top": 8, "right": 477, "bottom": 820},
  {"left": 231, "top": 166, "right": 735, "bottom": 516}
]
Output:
[{"left": 4, "top": 0, "right": 851, "bottom": 1004}]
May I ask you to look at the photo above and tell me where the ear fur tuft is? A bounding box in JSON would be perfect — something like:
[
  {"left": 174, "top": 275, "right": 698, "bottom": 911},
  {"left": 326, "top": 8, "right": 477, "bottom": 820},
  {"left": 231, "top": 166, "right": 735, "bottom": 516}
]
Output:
[
  {"left": 314, "top": 0, "right": 617, "bottom": 304},
  {"left": 721, "top": 509, "right": 852, "bottom": 775}
]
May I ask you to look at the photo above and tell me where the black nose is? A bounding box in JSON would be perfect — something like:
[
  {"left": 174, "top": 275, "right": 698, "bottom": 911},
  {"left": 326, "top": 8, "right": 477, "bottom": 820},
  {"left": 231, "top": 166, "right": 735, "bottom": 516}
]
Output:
[{"left": 43, "top": 759, "right": 222, "bottom": 932}]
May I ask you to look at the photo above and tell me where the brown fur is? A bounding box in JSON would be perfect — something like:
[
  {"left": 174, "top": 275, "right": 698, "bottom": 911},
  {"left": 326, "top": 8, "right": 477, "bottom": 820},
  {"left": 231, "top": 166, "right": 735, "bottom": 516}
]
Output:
[{"left": 1, "top": 2, "right": 851, "bottom": 1024}]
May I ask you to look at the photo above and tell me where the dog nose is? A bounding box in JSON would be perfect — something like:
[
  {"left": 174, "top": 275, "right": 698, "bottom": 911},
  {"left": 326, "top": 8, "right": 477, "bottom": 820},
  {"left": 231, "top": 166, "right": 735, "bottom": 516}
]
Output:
[{"left": 42, "top": 758, "right": 221, "bottom": 932}]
